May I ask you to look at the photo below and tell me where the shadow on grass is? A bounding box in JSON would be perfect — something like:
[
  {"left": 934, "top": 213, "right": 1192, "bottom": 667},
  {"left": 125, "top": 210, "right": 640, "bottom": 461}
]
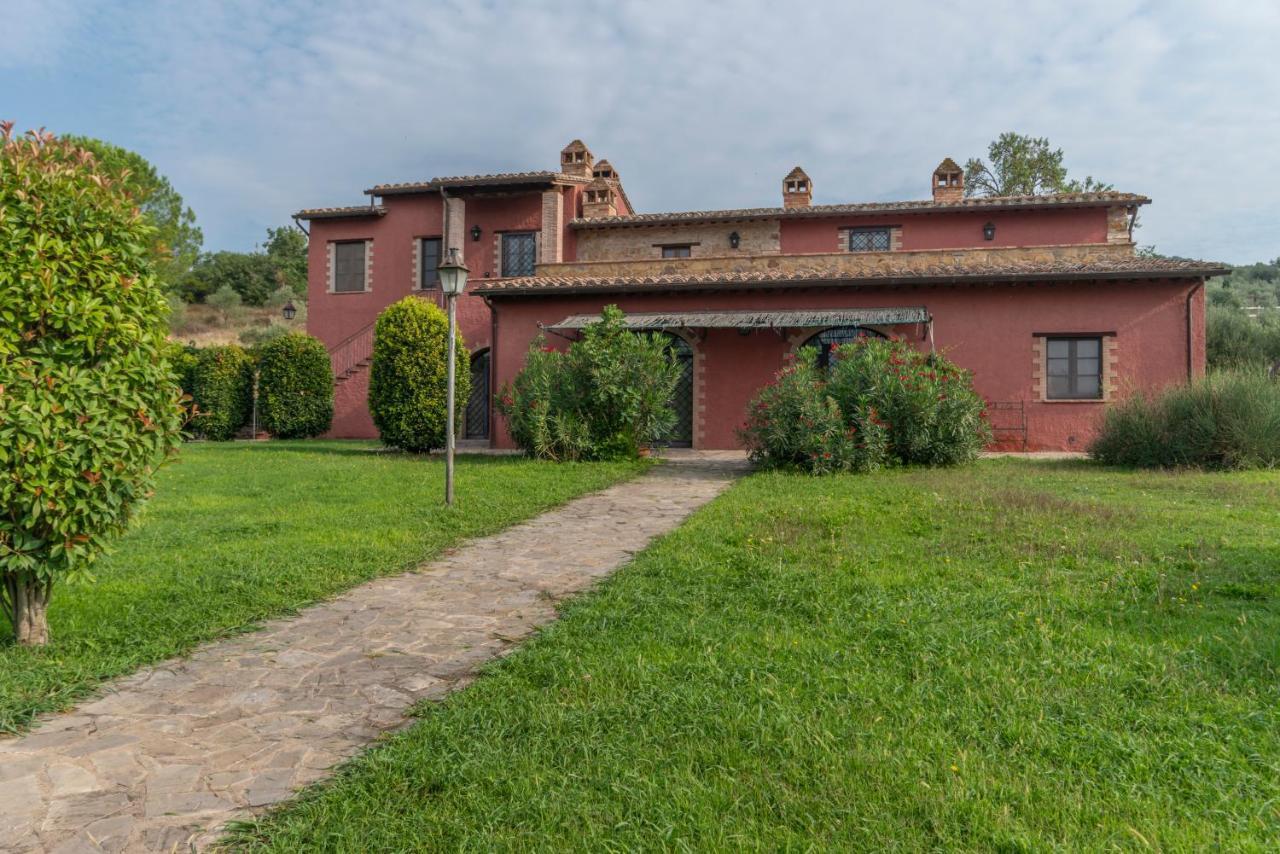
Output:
[{"left": 182, "top": 440, "right": 539, "bottom": 466}]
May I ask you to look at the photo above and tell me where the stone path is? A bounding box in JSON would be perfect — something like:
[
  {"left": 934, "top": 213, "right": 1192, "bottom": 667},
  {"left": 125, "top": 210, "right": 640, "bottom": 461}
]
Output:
[{"left": 0, "top": 461, "right": 742, "bottom": 853}]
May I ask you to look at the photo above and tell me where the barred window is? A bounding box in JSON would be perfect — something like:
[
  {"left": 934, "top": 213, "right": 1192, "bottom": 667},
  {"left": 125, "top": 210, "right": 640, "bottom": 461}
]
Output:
[
  {"left": 419, "top": 238, "right": 441, "bottom": 289},
  {"left": 333, "top": 241, "right": 367, "bottom": 293},
  {"left": 847, "top": 228, "right": 890, "bottom": 252},
  {"left": 1046, "top": 337, "right": 1102, "bottom": 400},
  {"left": 501, "top": 232, "right": 537, "bottom": 277}
]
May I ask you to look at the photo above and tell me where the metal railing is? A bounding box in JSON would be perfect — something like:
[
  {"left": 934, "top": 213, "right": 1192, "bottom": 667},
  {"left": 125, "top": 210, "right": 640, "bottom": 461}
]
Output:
[{"left": 329, "top": 321, "right": 377, "bottom": 380}]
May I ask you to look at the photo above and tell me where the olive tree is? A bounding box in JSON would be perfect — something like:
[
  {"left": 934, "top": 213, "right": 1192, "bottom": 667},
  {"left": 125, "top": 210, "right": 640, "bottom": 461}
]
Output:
[{"left": 0, "top": 124, "right": 184, "bottom": 645}]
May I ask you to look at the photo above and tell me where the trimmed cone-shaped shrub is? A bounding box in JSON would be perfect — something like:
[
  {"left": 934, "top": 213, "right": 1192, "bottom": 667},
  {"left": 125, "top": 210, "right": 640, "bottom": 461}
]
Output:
[
  {"left": 1090, "top": 369, "right": 1280, "bottom": 469},
  {"left": 257, "top": 332, "right": 333, "bottom": 439},
  {"left": 741, "top": 337, "right": 988, "bottom": 473},
  {"left": 368, "top": 297, "right": 468, "bottom": 452},
  {"left": 191, "top": 344, "right": 253, "bottom": 440},
  {"left": 0, "top": 124, "right": 185, "bottom": 645}
]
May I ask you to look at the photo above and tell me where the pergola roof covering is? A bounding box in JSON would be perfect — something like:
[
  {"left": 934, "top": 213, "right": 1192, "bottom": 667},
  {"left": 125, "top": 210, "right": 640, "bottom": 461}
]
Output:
[{"left": 545, "top": 307, "right": 930, "bottom": 332}]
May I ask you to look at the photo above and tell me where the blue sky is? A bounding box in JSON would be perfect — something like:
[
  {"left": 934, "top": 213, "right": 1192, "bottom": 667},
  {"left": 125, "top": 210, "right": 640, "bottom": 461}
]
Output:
[{"left": 7, "top": 0, "right": 1278, "bottom": 263}]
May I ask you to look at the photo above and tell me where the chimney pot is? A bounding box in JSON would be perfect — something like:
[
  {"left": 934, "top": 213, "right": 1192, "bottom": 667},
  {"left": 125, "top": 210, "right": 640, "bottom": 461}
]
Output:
[
  {"left": 932, "top": 157, "right": 964, "bottom": 202},
  {"left": 560, "top": 139, "right": 594, "bottom": 178},
  {"left": 782, "top": 166, "right": 812, "bottom": 209}
]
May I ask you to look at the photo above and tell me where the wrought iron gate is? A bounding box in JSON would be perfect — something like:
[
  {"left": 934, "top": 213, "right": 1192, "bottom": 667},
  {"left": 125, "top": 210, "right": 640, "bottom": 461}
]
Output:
[
  {"left": 465, "top": 349, "right": 490, "bottom": 440},
  {"left": 660, "top": 334, "right": 694, "bottom": 447}
]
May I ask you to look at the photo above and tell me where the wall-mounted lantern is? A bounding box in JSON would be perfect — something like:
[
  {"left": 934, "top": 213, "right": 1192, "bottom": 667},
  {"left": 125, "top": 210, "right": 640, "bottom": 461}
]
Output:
[
  {"left": 728, "top": 231, "right": 741, "bottom": 249},
  {"left": 982, "top": 222, "right": 996, "bottom": 241},
  {"left": 281, "top": 299, "right": 297, "bottom": 321},
  {"left": 470, "top": 224, "right": 482, "bottom": 242}
]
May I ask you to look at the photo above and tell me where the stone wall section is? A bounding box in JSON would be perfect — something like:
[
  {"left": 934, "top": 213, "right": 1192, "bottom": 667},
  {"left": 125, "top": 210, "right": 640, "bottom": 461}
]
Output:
[
  {"left": 548, "top": 241, "right": 1132, "bottom": 280},
  {"left": 574, "top": 221, "right": 781, "bottom": 262}
]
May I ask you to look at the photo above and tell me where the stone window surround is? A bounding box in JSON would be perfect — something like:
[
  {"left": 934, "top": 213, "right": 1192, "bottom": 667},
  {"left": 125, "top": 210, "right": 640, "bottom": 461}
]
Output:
[
  {"left": 327, "top": 239, "right": 372, "bottom": 294},
  {"left": 494, "top": 230, "right": 540, "bottom": 278},
  {"left": 412, "top": 235, "right": 443, "bottom": 291},
  {"left": 1032, "top": 332, "right": 1118, "bottom": 402},
  {"left": 838, "top": 225, "right": 903, "bottom": 252}
]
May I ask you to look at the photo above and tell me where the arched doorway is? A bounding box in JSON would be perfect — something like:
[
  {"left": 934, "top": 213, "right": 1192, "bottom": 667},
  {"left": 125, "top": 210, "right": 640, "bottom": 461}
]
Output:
[
  {"left": 802, "top": 326, "right": 887, "bottom": 370},
  {"left": 639, "top": 332, "right": 694, "bottom": 447},
  {"left": 464, "top": 348, "right": 490, "bottom": 440}
]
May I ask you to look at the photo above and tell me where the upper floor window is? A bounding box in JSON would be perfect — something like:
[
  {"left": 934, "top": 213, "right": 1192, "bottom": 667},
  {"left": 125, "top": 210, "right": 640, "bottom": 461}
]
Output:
[
  {"left": 332, "top": 241, "right": 368, "bottom": 293},
  {"left": 661, "top": 244, "right": 692, "bottom": 259},
  {"left": 847, "top": 228, "right": 890, "bottom": 253},
  {"left": 501, "top": 232, "right": 537, "bottom": 277},
  {"left": 419, "top": 237, "right": 441, "bottom": 289},
  {"left": 1046, "top": 337, "right": 1102, "bottom": 400}
]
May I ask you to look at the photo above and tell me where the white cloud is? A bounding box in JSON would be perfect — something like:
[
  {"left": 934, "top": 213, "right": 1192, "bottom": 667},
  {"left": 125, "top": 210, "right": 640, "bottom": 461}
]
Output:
[{"left": 9, "top": 0, "right": 1279, "bottom": 262}]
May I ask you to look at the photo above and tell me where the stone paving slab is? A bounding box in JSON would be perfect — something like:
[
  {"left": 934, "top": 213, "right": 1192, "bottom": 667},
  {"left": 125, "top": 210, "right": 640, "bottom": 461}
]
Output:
[{"left": 0, "top": 461, "right": 742, "bottom": 852}]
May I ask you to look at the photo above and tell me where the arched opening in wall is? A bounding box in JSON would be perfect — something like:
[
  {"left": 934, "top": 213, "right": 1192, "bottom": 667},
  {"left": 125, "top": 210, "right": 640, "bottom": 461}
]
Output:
[
  {"left": 802, "top": 326, "right": 887, "bottom": 370},
  {"left": 464, "top": 348, "right": 490, "bottom": 440},
  {"left": 637, "top": 332, "right": 694, "bottom": 448}
]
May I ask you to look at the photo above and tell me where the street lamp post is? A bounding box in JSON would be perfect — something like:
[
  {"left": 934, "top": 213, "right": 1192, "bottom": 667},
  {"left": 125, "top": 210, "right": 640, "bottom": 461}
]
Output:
[{"left": 437, "top": 247, "right": 469, "bottom": 506}]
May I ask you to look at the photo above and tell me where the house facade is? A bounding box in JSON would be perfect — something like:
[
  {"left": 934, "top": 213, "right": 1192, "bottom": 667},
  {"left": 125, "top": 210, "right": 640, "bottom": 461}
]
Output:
[{"left": 296, "top": 140, "right": 1226, "bottom": 451}]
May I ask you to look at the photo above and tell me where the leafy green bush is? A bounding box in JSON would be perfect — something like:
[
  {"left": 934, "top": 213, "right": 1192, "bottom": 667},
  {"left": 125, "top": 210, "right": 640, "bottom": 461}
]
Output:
[
  {"left": 1090, "top": 370, "right": 1280, "bottom": 469},
  {"left": 740, "top": 357, "right": 888, "bottom": 474},
  {"left": 742, "top": 337, "right": 988, "bottom": 473},
  {"left": 256, "top": 333, "right": 333, "bottom": 439},
  {"left": 164, "top": 342, "right": 200, "bottom": 401},
  {"left": 191, "top": 344, "right": 254, "bottom": 440},
  {"left": 368, "top": 297, "right": 468, "bottom": 452},
  {"left": 498, "top": 306, "right": 682, "bottom": 461},
  {"left": 0, "top": 124, "right": 184, "bottom": 645}
]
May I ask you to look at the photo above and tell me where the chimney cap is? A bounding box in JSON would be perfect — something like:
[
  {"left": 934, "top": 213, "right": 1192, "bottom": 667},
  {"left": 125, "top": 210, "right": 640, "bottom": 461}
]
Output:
[
  {"left": 933, "top": 157, "right": 962, "bottom": 175},
  {"left": 784, "top": 166, "right": 810, "bottom": 182},
  {"left": 562, "top": 139, "right": 591, "bottom": 154}
]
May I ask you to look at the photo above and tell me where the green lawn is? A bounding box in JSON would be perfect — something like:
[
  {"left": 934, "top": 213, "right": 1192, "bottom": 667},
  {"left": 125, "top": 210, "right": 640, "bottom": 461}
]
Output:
[
  {"left": 0, "top": 441, "right": 646, "bottom": 733},
  {"left": 230, "top": 460, "right": 1280, "bottom": 851}
]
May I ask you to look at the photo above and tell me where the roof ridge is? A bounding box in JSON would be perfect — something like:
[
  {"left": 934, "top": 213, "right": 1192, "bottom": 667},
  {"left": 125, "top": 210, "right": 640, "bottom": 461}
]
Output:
[{"left": 571, "top": 191, "right": 1150, "bottom": 227}]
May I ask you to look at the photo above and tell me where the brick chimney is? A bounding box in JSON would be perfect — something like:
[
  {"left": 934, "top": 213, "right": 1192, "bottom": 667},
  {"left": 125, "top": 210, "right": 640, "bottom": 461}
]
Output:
[
  {"left": 782, "top": 167, "right": 812, "bottom": 209},
  {"left": 560, "top": 139, "right": 593, "bottom": 179},
  {"left": 581, "top": 177, "right": 617, "bottom": 218},
  {"left": 592, "top": 159, "right": 618, "bottom": 181},
  {"left": 932, "top": 158, "right": 964, "bottom": 202}
]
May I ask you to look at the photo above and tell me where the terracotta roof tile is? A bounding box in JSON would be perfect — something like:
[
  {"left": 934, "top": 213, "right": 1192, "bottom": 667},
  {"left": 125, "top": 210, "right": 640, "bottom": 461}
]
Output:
[
  {"left": 293, "top": 205, "right": 387, "bottom": 220},
  {"left": 367, "top": 171, "right": 590, "bottom": 195},
  {"left": 472, "top": 256, "right": 1226, "bottom": 296},
  {"left": 572, "top": 191, "right": 1150, "bottom": 228}
]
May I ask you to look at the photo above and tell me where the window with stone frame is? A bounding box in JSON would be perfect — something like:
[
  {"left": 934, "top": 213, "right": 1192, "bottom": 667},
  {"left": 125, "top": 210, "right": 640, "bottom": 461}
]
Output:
[
  {"left": 332, "top": 241, "right": 367, "bottom": 293},
  {"left": 847, "top": 228, "right": 891, "bottom": 253},
  {"left": 1046, "top": 337, "right": 1103, "bottom": 400},
  {"left": 661, "top": 244, "right": 692, "bottom": 259},
  {"left": 501, "top": 232, "right": 537, "bottom": 277},
  {"left": 419, "top": 237, "right": 441, "bottom": 289}
]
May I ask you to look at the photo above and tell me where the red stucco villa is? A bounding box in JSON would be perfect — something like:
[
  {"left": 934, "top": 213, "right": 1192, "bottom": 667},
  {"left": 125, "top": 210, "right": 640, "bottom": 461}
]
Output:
[{"left": 295, "top": 140, "right": 1227, "bottom": 451}]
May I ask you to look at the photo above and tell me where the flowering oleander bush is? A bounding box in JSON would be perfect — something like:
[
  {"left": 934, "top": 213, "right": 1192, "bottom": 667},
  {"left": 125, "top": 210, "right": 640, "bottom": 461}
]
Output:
[
  {"left": 498, "top": 306, "right": 681, "bottom": 461},
  {"left": 742, "top": 337, "right": 988, "bottom": 473}
]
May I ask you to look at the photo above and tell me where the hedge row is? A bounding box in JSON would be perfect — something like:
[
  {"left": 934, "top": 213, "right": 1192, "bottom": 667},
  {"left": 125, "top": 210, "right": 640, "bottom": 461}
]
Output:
[{"left": 166, "top": 333, "right": 333, "bottom": 440}]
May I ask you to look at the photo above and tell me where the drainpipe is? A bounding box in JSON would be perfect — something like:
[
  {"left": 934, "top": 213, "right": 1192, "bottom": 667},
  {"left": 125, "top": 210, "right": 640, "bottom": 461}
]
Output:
[
  {"left": 437, "top": 188, "right": 449, "bottom": 310},
  {"left": 1127, "top": 205, "right": 1138, "bottom": 240},
  {"left": 1186, "top": 278, "right": 1203, "bottom": 381},
  {"left": 292, "top": 215, "right": 309, "bottom": 237}
]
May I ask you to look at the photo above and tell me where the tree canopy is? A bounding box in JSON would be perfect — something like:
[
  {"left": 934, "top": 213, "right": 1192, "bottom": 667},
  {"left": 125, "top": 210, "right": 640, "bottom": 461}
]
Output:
[
  {"left": 963, "top": 132, "right": 1113, "bottom": 197},
  {"left": 62, "top": 135, "right": 203, "bottom": 290},
  {"left": 178, "top": 225, "right": 308, "bottom": 305}
]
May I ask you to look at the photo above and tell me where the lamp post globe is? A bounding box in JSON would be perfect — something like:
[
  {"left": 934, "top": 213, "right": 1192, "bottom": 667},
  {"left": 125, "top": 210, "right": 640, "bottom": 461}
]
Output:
[{"left": 437, "top": 248, "right": 469, "bottom": 506}]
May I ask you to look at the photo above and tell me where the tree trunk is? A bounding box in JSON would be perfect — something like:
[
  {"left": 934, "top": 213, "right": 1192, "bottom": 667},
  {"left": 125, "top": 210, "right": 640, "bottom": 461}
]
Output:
[{"left": 2, "top": 573, "right": 51, "bottom": 647}]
